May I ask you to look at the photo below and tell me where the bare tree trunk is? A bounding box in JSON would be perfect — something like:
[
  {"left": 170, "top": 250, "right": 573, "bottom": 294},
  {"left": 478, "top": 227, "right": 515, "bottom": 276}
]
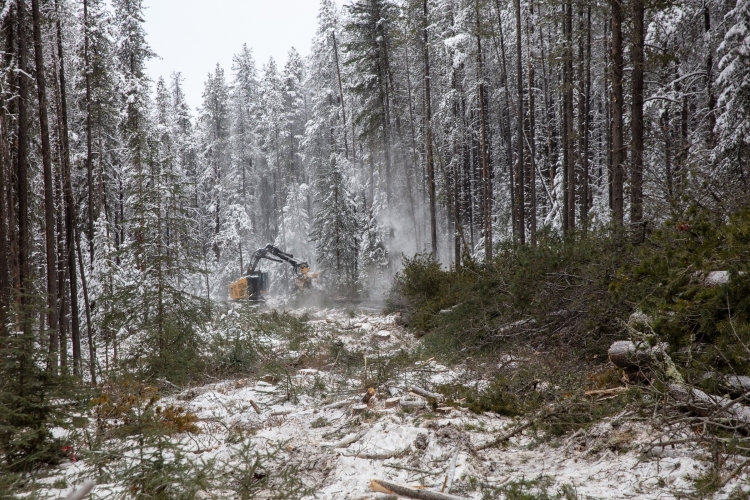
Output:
[
  {"left": 514, "top": 0, "right": 525, "bottom": 245},
  {"left": 32, "top": 0, "right": 60, "bottom": 372},
  {"left": 581, "top": 5, "right": 591, "bottom": 228},
  {"left": 630, "top": 0, "right": 644, "bottom": 235},
  {"left": 0, "top": 114, "right": 9, "bottom": 340},
  {"left": 332, "top": 31, "right": 350, "bottom": 160},
  {"left": 476, "top": 0, "right": 492, "bottom": 260},
  {"left": 565, "top": 1, "right": 575, "bottom": 232},
  {"left": 74, "top": 224, "right": 96, "bottom": 385},
  {"left": 611, "top": 0, "right": 625, "bottom": 224},
  {"left": 527, "top": 0, "right": 537, "bottom": 246},
  {"left": 424, "top": 0, "right": 437, "bottom": 258},
  {"left": 704, "top": 2, "right": 715, "bottom": 145},
  {"left": 83, "top": 0, "right": 95, "bottom": 262},
  {"left": 54, "top": 0, "right": 81, "bottom": 376},
  {"left": 17, "top": 0, "right": 32, "bottom": 341},
  {"left": 492, "top": 0, "right": 515, "bottom": 241}
]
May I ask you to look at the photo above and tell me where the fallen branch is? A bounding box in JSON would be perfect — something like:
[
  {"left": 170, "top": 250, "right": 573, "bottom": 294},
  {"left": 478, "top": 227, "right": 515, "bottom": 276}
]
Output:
[
  {"left": 320, "top": 429, "right": 368, "bottom": 449},
  {"left": 585, "top": 387, "right": 628, "bottom": 397},
  {"left": 383, "top": 463, "right": 443, "bottom": 476},
  {"left": 343, "top": 446, "right": 410, "bottom": 460},
  {"left": 370, "top": 479, "right": 472, "bottom": 500},
  {"left": 476, "top": 420, "right": 535, "bottom": 451},
  {"left": 444, "top": 451, "right": 459, "bottom": 493}
]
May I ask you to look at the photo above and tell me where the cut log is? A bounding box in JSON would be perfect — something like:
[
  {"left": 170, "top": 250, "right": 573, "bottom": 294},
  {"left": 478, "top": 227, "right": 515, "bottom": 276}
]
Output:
[
  {"left": 385, "top": 397, "right": 401, "bottom": 409},
  {"left": 322, "top": 397, "right": 357, "bottom": 410},
  {"left": 248, "top": 399, "right": 260, "bottom": 414},
  {"left": 608, "top": 341, "right": 668, "bottom": 369},
  {"left": 370, "top": 479, "right": 472, "bottom": 500},
  {"left": 410, "top": 386, "right": 445, "bottom": 401},
  {"left": 400, "top": 397, "right": 427, "bottom": 409},
  {"left": 351, "top": 403, "right": 369, "bottom": 416},
  {"left": 374, "top": 330, "right": 391, "bottom": 342},
  {"left": 476, "top": 420, "right": 534, "bottom": 450},
  {"left": 668, "top": 384, "right": 750, "bottom": 426}
]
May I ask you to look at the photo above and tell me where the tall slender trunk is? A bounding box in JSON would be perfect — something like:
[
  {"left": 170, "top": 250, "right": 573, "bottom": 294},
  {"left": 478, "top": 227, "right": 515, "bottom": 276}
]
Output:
[
  {"left": 0, "top": 114, "right": 9, "bottom": 340},
  {"left": 611, "top": 0, "right": 625, "bottom": 224},
  {"left": 424, "top": 0, "right": 437, "bottom": 257},
  {"left": 32, "top": 0, "right": 60, "bottom": 371},
  {"left": 581, "top": 5, "right": 591, "bottom": 228},
  {"left": 493, "top": 0, "right": 514, "bottom": 241},
  {"left": 404, "top": 42, "right": 422, "bottom": 252},
  {"left": 476, "top": 0, "right": 492, "bottom": 259},
  {"left": 83, "top": 0, "right": 95, "bottom": 262},
  {"left": 527, "top": 0, "right": 537, "bottom": 246},
  {"left": 54, "top": 0, "right": 81, "bottom": 376},
  {"left": 514, "top": 0, "right": 525, "bottom": 245},
  {"left": 565, "top": 1, "right": 576, "bottom": 232},
  {"left": 74, "top": 224, "right": 96, "bottom": 384},
  {"left": 17, "top": 0, "right": 32, "bottom": 340},
  {"left": 332, "top": 31, "right": 350, "bottom": 160},
  {"left": 630, "top": 0, "right": 644, "bottom": 233},
  {"left": 704, "top": 2, "right": 715, "bottom": 144}
]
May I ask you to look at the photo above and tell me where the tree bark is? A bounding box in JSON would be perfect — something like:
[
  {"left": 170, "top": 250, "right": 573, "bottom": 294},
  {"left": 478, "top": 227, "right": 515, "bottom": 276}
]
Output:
[
  {"left": 476, "top": 0, "right": 492, "bottom": 260},
  {"left": 565, "top": 1, "right": 575, "bottom": 232},
  {"left": 83, "top": 0, "right": 95, "bottom": 262},
  {"left": 514, "top": 0, "right": 525, "bottom": 245},
  {"left": 611, "top": 0, "right": 625, "bottom": 224},
  {"left": 31, "top": 0, "right": 61, "bottom": 371},
  {"left": 424, "top": 0, "right": 437, "bottom": 258},
  {"left": 630, "top": 0, "right": 645, "bottom": 234},
  {"left": 54, "top": 0, "right": 81, "bottom": 376},
  {"left": 17, "top": 0, "right": 32, "bottom": 339},
  {"left": 527, "top": 0, "right": 537, "bottom": 246}
]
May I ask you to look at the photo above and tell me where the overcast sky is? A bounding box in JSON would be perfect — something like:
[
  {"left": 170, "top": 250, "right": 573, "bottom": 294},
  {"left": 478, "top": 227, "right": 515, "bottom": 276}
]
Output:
[{"left": 144, "top": 0, "right": 327, "bottom": 113}]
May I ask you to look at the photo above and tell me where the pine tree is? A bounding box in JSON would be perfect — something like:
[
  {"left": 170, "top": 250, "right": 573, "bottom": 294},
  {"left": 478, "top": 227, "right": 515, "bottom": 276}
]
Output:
[{"left": 311, "top": 154, "right": 360, "bottom": 292}]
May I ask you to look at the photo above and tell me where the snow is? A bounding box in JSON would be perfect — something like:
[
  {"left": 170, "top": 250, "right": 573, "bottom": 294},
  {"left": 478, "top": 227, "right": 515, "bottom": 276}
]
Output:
[{"left": 35, "top": 308, "right": 749, "bottom": 500}]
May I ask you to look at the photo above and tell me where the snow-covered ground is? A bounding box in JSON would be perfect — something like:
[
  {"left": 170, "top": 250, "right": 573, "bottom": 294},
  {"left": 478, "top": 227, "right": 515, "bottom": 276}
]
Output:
[{"left": 37, "top": 309, "right": 749, "bottom": 499}]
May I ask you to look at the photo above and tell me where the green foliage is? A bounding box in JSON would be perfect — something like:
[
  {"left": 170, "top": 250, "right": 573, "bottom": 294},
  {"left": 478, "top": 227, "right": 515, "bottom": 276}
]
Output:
[
  {"left": 391, "top": 230, "right": 632, "bottom": 357},
  {"left": 616, "top": 208, "right": 750, "bottom": 376}
]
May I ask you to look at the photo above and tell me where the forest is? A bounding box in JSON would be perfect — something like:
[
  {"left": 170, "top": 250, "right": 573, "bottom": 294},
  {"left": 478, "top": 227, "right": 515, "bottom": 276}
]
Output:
[{"left": 1, "top": 0, "right": 749, "bottom": 497}]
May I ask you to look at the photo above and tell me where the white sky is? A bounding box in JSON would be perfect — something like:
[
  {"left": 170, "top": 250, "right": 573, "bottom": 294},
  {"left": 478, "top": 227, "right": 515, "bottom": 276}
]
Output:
[{"left": 144, "top": 0, "right": 326, "bottom": 113}]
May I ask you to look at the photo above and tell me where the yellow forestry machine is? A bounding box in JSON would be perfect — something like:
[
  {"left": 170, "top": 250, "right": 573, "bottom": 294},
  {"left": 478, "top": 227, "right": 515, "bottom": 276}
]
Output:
[{"left": 228, "top": 244, "right": 319, "bottom": 301}]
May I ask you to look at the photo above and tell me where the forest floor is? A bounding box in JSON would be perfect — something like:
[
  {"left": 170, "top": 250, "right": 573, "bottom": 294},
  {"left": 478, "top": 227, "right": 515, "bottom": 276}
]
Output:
[{"left": 36, "top": 307, "right": 748, "bottom": 499}]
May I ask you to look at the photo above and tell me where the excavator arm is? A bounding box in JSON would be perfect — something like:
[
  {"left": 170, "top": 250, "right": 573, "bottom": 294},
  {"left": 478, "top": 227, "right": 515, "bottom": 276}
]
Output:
[{"left": 229, "top": 244, "right": 318, "bottom": 301}]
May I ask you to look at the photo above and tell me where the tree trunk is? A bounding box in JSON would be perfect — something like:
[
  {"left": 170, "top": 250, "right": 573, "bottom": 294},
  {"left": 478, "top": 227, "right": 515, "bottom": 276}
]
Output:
[
  {"left": 83, "top": 0, "right": 95, "bottom": 262},
  {"left": 704, "top": 2, "right": 715, "bottom": 144},
  {"left": 54, "top": 0, "right": 81, "bottom": 376},
  {"left": 0, "top": 114, "right": 9, "bottom": 340},
  {"left": 581, "top": 5, "right": 591, "bottom": 228},
  {"left": 514, "top": 0, "right": 525, "bottom": 245},
  {"left": 611, "top": 0, "right": 625, "bottom": 224},
  {"left": 74, "top": 224, "right": 96, "bottom": 385},
  {"left": 17, "top": 0, "right": 32, "bottom": 339},
  {"left": 630, "top": 0, "right": 645, "bottom": 234},
  {"left": 424, "top": 0, "right": 437, "bottom": 258},
  {"left": 31, "top": 0, "right": 60, "bottom": 372},
  {"left": 527, "top": 0, "right": 537, "bottom": 246},
  {"left": 476, "top": 0, "right": 492, "bottom": 260},
  {"left": 332, "top": 31, "right": 349, "bottom": 160},
  {"left": 565, "top": 1, "right": 575, "bottom": 232}
]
